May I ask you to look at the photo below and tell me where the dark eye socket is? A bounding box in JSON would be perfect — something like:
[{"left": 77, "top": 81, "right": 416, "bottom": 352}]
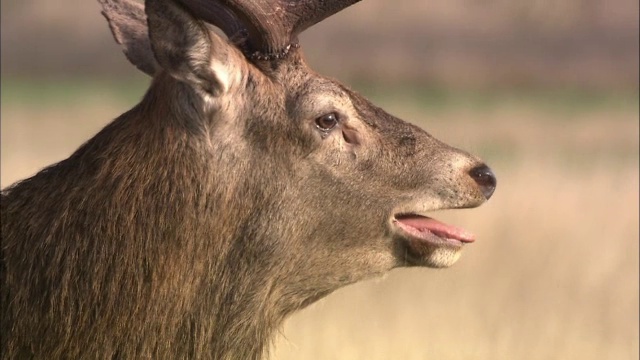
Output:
[{"left": 315, "top": 112, "right": 339, "bottom": 131}]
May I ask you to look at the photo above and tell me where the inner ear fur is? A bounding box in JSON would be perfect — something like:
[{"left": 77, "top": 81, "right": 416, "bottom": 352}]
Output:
[{"left": 145, "top": 0, "right": 238, "bottom": 96}]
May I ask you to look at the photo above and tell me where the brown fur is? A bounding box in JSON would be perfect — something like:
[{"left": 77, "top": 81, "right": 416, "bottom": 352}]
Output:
[{"left": 1, "top": 0, "right": 493, "bottom": 358}]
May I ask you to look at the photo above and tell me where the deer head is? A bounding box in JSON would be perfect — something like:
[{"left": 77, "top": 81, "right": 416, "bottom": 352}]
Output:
[
  {"left": 100, "top": 0, "right": 496, "bottom": 267},
  {"left": 2, "top": 0, "right": 496, "bottom": 358}
]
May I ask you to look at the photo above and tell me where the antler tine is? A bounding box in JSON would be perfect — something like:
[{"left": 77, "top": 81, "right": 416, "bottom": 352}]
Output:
[
  {"left": 219, "top": 0, "right": 363, "bottom": 60},
  {"left": 177, "top": 0, "right": 245, "bottom": 41},
  {"left": 178, "top": 0, "right": 362, "bottom": 61}
]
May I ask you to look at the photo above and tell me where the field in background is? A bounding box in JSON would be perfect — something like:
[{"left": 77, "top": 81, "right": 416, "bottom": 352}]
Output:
[
  {"left": 3, "top": 0, "right": 638, "bottom": 89},
  {"left": 1, "top": 80, "right": 638, "bottom": 359}
]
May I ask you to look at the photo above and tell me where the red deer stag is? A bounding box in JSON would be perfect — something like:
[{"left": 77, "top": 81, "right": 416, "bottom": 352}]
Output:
[{"left": 1, "top": 0, "right": 497, "bottom": 358}]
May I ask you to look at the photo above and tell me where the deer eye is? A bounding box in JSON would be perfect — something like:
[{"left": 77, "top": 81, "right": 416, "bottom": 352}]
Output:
[{"left": 315, "top": 112, "right": 339, "bottom": 131}]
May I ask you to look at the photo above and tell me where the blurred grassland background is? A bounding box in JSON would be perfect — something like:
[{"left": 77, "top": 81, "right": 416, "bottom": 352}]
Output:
[{"left": 1, "top": 0, "right": 638, "bottom": 359}]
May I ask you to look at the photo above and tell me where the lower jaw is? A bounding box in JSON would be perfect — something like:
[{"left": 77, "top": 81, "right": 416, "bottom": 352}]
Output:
[{"left": 399, "top": 237, "right": 464, "bottom": 268}]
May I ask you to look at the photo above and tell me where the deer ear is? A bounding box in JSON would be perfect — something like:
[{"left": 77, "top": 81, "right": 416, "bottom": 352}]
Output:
[
  {"left": 145, "top": 0, "right": 234, "bottom": 97},
  {"left": 98, "top": 0, "right": 159, "bottom": 76}
]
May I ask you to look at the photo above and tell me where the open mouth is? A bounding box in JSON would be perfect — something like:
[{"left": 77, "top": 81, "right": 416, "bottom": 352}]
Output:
[{"left": 392, "top": 213, "right": 475, "bottom": 248}]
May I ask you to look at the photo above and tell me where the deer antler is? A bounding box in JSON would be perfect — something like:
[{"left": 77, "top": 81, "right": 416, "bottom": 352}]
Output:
[
  {"left": 175, "top": 0, "right": 245, "bottom": 42},
  {"left": 179, "top": 0, "right": 363, "bottom": 60}
]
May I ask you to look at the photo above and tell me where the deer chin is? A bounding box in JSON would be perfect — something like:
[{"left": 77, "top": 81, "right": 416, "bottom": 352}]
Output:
[{"left": 392, "top": 214, "right": 475, "bottom": 268}]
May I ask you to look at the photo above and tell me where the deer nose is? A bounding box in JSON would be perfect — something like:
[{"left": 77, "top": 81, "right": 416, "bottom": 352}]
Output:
[{"left": 468, "top": 164, "right": 496, "bottom": 200}]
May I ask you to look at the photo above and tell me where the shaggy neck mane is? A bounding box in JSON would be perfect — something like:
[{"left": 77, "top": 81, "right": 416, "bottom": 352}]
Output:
[
  {"left": 105, "top": 78, "right": 295, "bottom": 359},
  {"left": 2, "top": 76, "right": 300, "bottom": 359}
]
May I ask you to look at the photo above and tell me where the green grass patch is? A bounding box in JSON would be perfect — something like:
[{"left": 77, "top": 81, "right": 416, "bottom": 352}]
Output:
[
  {"left": 1, "top": 77, "right": 150, "bottom": 106},
  {"left": 352, "top": 82, "right": 639, "bottom": 117}
]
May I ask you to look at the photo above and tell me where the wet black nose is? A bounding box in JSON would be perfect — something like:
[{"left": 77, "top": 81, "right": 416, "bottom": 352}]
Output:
[{"left": 468, "top": 164, "right": 496, "bottom": 200}]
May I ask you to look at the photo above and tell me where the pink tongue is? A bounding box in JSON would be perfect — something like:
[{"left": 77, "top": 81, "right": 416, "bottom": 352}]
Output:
[{"left": 397, "top": 216, "right": 476, "bottom": 243}]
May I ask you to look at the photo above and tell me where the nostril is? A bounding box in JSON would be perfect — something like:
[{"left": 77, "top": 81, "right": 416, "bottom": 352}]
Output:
[{"left": 468, "top": 164, "right": 497, "bottom": 200}]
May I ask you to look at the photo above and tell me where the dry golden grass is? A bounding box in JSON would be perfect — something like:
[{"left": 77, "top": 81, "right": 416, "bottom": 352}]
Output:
[{"left": 1, "top": 84, "right": 638, "bottom": 359}]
